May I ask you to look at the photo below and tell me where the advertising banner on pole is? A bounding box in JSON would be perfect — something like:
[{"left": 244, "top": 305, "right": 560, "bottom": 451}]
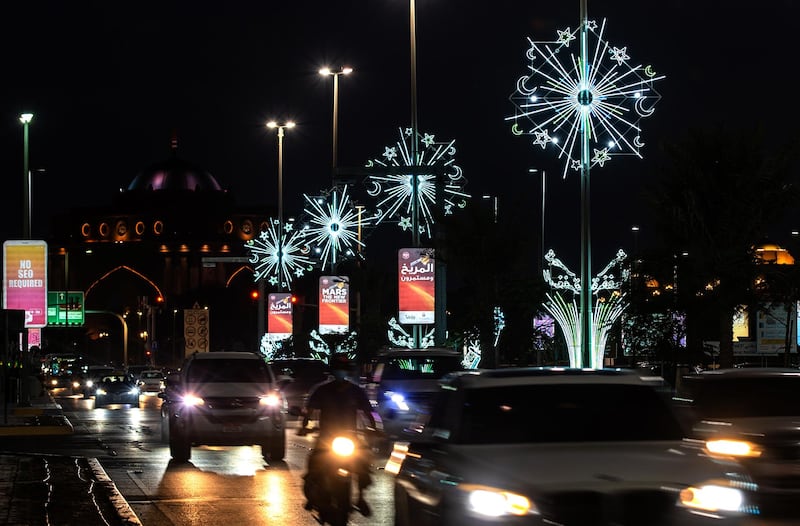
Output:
[
  {"left": 3, "top": 240, "right": 48, "bottom": 328},
  {"left": 319, "top": 276, "right": 349, "bottom": 335},
  {"left": 268, "top": 293, "right": 293, "bottom": 340},
  {"left": 398, "top": 248, "right": 435, "bottom": 325}
]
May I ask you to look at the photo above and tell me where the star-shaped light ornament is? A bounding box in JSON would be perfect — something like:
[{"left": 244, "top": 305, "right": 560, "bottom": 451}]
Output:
[
  {"left": 245, "top": 219, "right": 314, "bottom": 289},
  {"left": 365, "top": 127, "right": 469, "bottom": 239},
  {"left": 507, "top": 18, "right": 664, "bottom": 179}
]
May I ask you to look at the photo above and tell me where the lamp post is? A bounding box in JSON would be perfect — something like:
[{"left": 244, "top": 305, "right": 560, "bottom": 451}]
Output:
[
  {"left": 20, "top": 113, "right": 33, "bottom": 239},
  {"left": 319, "top": 66, "right": 352, "bottom": 184},
  {"left": 266, "top": 121, "right": 295, "bottom": 291}
]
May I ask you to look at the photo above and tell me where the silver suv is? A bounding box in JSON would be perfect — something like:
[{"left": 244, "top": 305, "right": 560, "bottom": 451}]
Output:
[{"left": 160, "top": 351, "right": 287, "bottom": 462}]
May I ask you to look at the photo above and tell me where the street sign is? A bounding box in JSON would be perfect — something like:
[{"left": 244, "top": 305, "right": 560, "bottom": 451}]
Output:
[
  {"left": 184, "top": 304, "right": 210, "bottom": 356},
  {"left": 46, "top": 291, "right": 85, "bottom": 326}
]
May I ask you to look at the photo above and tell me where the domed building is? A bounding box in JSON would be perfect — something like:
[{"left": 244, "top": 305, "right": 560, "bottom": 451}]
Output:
[{"left": 47, "top": 146, "right": 271, "bottom": 366}]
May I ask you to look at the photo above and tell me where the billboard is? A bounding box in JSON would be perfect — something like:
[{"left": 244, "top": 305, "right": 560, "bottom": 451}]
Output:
[
  {"left": 268, "top": 293, "right": 293, "bottom": 339},
  {"left": 398, "top": 248, "right": 435, "bottom": 324},
  {"left": 319, "top": 276, "right": 349, "bottom": 335},
  {"left": 3, "top": 240, "right": 48, "bottom": 328}
]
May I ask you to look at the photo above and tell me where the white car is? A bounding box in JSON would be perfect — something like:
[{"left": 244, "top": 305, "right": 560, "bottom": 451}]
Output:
[
  {"left": 138, "top": 369, "right": 165, "bottom": 393},
  {"left": 390, "top": 368, "right": 759, "bottom": 526}
]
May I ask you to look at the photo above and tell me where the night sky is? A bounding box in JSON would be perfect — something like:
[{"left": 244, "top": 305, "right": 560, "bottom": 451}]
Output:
[{"left": 1, "top": 0, "right": 797, "bottom": 267}]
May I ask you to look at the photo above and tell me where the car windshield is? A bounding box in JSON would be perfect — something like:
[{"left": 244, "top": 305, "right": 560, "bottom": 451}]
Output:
[
  {"left": 689, "top": 377, "right": 800, "bottom": 418},
  {"left": 454, "top": 383, "right": 684, "bottom": 444},
  {"left": 380, "top": 356, "right": 462, "bottom": 380},
  {"left": 101, "top": 375, "right": 132, "bottom": 384},
  {"left": 187, "top": 359, "right": 271, "bottom": 383}
]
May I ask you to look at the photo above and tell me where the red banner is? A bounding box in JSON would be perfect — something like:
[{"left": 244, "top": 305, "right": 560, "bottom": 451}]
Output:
[
  {"left": 3, "top": 240, "right": 48, "bottom": 328},
  {"left": 268, "top": 293, "right": 293, "bottom": 339},
  {"left": 319, "top": 276, "right": 349, "bottom": 335},
  {"left": 398, "top": 248, "right": 435, "bottom": 324}
]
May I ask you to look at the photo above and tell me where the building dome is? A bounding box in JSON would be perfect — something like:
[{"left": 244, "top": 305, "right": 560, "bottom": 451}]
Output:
[{"left": 127, "top": 157, "right": 223, "bottom": 193}]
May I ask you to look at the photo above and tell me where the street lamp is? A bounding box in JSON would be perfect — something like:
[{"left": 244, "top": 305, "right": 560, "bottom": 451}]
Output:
[
  {"left": 266, "top": 120, "right": 295, "bottom": 290},
  {"left": 319, "top": 66, "right": 352, "bottom": 182},
  {"left": 19, "top": 113, "right": 33, "bottom": 239}
]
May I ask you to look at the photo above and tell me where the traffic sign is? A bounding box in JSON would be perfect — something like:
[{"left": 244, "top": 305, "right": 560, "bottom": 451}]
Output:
[{"left": 47, "top": 291, "right": 85, "bottom": 326}]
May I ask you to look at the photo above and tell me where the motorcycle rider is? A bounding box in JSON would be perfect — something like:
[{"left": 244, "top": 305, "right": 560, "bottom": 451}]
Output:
[{"left": 301, "top": 353, "right": 377, "bottom": 517}]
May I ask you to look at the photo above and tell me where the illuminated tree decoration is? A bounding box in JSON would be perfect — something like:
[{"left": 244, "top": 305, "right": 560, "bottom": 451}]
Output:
[
  {"left": 365, "top": 128, "right": 469, "bottom": 238},
  {"left": 260, "top": 334, "right": 293, "bottom": 361},
  {"left": 245, "top": 219, "right": 314, "bottom": 289},
  {"left": 462, "top": 333, "right": 482, "bottom": 369},
  {"left": 387, "top": 317, "right": 434, "bottom": 349},
  {"left": 507, "top": 19, "right": 664, "bottom": 179},
  {"left": 301, "top": 185, "right": 370, "bottom": 271},
  {"left": 308, "top": 330, "right": 358, "bottom": 362},
  {"left": 542, "top": 249, "right": 629, "bottom": 368}
]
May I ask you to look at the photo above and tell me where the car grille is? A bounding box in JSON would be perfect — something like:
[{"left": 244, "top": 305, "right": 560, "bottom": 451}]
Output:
[
  {"left": 542, "top": 490, "right": 678, "bottom": 526},
  {"left": 203, "top": 397, "right": 261, "bottom": 410}
]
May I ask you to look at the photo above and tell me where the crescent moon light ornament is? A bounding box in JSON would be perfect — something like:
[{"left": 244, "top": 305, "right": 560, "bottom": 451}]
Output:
[
  {"left": 635, "top": 96, "right": 656, "bottom": 117},
  {"left": 644, "top": 65, "right": 657, "bottom": 78},
  {"left": 511, "top": 123, "right": 524, "bottom": 136},
  {"left": 633, "top": 136, "right": 645, "bottom": 148}
]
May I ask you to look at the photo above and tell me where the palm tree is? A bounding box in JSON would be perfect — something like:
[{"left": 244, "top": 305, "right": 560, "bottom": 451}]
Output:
[{"left": 646, "top": 126, "right": 798, "bottom": 368}]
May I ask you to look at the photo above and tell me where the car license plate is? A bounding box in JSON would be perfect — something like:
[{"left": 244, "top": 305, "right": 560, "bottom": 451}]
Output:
[{"left": 223, "top": 424, "right": 242, "bottom": 433}]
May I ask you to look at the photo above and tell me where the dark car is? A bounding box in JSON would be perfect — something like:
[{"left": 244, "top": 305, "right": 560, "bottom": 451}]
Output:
[
  {"left": 675, "top": 368, "right": 800, "bottom": 518},
  {"left": 72, "top": 365, "right": 115, "bottom": 398},
  {"left": 94, "top": 373, "right": 140, "bottom": 408},
  {"left": 269, "top": 358, "right": 330, "bottom": 416}
]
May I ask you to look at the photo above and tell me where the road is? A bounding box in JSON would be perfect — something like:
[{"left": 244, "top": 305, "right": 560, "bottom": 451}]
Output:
[{"left": 7, "top": 389, "right": 396, "bottom": 525}]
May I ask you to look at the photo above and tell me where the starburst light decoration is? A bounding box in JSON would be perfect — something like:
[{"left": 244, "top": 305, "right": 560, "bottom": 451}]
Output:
[
  {"left": 387, "top": 317, "right": 434, "bottom": 349},
  {"left": 365, "top": 128, "right": 469, "bottom": 239},
  {"left": 245, "top": 219, "right": 314, "bottom": 289},
  {"left": 507, "top": 19, "right": 664, "bottom": 179},
  {"left": 301, "top": 185, "right": 370, "bottom": 271},
  {"left": 542, "top": 249, "right": 629, "bottom": 368}
]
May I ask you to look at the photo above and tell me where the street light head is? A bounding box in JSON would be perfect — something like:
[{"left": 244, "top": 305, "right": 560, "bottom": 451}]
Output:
[
  {"left": 19, "top": 113, "right": 33, "bottom": 124},
  {"left": 319, "top": 67, "right": 332, "bottom": 76},
  {"left": 286, "top": 121, "right": 296, "bottom": 128},
  {"left": 341, "top": 67, "right": 353, "bottom": 75},
  {"left": 267, "top": 121, "right": 277, "bottom": 129}
]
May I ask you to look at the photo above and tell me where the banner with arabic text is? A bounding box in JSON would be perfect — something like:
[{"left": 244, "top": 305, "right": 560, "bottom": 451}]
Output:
[
  {"left": 398, "top": 248, "right": 435, "bottom": 324},
  {"left": 268, "top": 293, "right": 293, "bottom": 339},
  {"left": 319, "top": 276, "right": 349, "bottom": 335}
]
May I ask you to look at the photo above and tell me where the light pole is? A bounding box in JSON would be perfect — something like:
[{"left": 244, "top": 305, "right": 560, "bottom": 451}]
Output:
[
  {"left": 319, "top": 66, "right": 352, "bottom": 184},
  {"left": 266, "top": 121, "right": 295, "bottom": 291},
  {"left": 20, "top": 113, "right": 33, "bottom": 239}
]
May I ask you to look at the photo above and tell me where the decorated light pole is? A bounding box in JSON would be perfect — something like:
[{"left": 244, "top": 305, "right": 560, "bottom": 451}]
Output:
[
  {"left": 508, "top": 0, "right": 663, "bottom": 366},
  {"left": 319, "top": 66, "right": 353, "bottom": 183},
  {"left": 267, "top": 120, "right": 295, "bottom": 290},
  {"left": 20, "top": 113, "right": 33, "bottom": 239}
]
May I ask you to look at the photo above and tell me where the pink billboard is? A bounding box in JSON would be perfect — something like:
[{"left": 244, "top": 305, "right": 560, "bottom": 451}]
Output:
[
  {"left": 319, "top": 276, "right": 349, "bottom": 335},
  {"left": 268, "top": 293, "right": 293, "bottom": 339},
  {"left": 3, "top": 240, "right": 48, "bottom": 328},
  {"left": 398, "top": 248, "right": 435, "bottom": 324}
]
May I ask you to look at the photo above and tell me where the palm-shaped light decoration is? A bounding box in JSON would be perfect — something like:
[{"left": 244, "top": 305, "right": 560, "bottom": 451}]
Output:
[
  {"left": 365, "top": 127, "right": 469, "bottom": 239},
  {"left": 507, "top": 18, "right": 664, "bottom": 179},
  {"left": 508, "top": 4, "right": 663, "bottom": 367},
  {"left": 301, "top": 185, "right": 370, "bottom": 272},
  {"left": 246, "top": 219, "right": 315, "bottom": 289}
]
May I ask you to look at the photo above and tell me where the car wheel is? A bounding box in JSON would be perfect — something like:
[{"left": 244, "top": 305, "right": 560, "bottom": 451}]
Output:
[
  {"left": 262, "top": 431, "right": 286, "bottom": 461},
  {"left": 169, "top": 426, "right": 191, "bottom": 462}
]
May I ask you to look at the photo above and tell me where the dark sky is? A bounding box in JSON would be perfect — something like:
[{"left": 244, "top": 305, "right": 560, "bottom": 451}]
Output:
[{"left": 1, "top": 0, "right": 797, "bottom": 267}]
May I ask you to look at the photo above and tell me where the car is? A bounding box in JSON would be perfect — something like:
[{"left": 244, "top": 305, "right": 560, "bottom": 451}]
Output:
[
  {"left": 390, "top": 367, "right": 759, "bottom": 526},
  {"left": 125, "top": 364, "right": 153, "bottom": 382},
  {"left": 268, "top": 358, "right": 329, "bottom": 416},
  {"left": 72, "top": 365, "right": 115, "bottom": 398},
  {"left": 94, "top": 373, "right": 141, "bottom": 408},
  {"left": 159, "top": 351, "right": 288, "bottom": 462},
  {"left": 365, "top": 348, "right": 464, "bottom": 440},
  {"left": 138, "top": 369, "right": 166, "bottom": 394},
  {"left": 675, "top": 367, "right": 800, "bottom": 518}
]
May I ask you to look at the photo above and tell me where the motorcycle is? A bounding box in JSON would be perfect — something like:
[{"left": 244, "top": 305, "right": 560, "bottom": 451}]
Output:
[{"left": 304, "top": 431, "right": 373, "bottom": 526}]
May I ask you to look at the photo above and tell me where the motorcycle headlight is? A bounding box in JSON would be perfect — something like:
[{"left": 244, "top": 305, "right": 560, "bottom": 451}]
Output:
[
  {"left": 182, "top": 393, "right": 205, "bottom": 406},
  {"left": 705, "top": 439, "right": 763, "bottom": 458},
  {"left": 332, "top": 436, "right": 355, "bottom": 457},
  {"left": 385, "top": 391, "right": 410, "bottom": 411},
  {"left": 679, "top": 480, "right": 747, "bottom": 513},
  {"left": 96, "top": 388, "right": 107, "bottom": 395},
  {"left": 259, "top": 393, "right": 281, "bottom": 407},
  {"left": 458, "top": 483, "right": 537, "bottom": 517}
]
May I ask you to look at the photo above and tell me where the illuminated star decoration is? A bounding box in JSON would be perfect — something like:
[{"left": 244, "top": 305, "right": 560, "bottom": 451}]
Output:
[
  {"left": 365, "top": 127, "right": 469, "bottom": 239},
  {"left": 301, "top": 185, "right": 370, "bottom": 272},
  {"left": 245, "top": 219, "right": 314, "bottom": 289},
  {"left": 507, "top": 19, "right": 664, "bottom": 179}
]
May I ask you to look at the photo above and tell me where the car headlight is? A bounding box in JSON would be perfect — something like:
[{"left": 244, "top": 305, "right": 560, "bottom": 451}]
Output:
[
  {"left": 182, "top": 393, "right": 205, "bottom": 406},
  {"left": 96, "top": 388, "right": 107, "bottom": 395},
  {"left": 51, "top": 379, "right": 58, "bottom": 386},
  {"left": 458, "top": 483, "right": 537, "bottom": 517},
  {"left": 679, "top": 480, "right": 748, "bottom": 513},
  {"left": 129, "top": 388, "right": 140, "bottom": 395},
  {"left": 385, "top": 391, "right": 410, "bottom": 411},
  {"left": 331, "top": 436, "right": 355, "bottom": 457},
  {"left": 705, "top": 439, "right": 763, "bottom": 458},
  {"left": 73, "top": 381, "right": 81, "bottom": 389},
  {"left": 86, "top": 380, "right": 94, "bottom": 387},
  {"left": 259, "top": 393, "right": 281, "bottom": 407}
]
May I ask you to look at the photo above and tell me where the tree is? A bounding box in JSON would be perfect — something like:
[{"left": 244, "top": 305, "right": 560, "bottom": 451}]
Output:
[{"left": 646, "top": 126, "right": 799, "bottom": 368}]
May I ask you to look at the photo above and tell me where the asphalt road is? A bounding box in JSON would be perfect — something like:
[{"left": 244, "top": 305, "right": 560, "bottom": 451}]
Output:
[{"left": 6, "top": 389, "right": 396, "bottom": 525}]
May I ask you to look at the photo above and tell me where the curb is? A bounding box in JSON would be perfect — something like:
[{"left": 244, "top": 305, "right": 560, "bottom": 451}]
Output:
[{"left": 87, "top": 458, "right": 143, "bottom": 526}]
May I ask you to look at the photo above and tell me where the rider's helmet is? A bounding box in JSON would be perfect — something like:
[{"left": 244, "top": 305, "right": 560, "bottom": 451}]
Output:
[{"left": 329, "top": 353, "right": 353, "bottom": 380}]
